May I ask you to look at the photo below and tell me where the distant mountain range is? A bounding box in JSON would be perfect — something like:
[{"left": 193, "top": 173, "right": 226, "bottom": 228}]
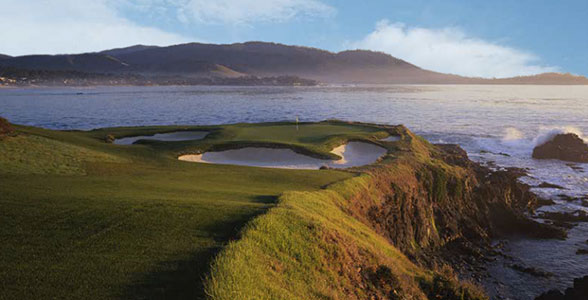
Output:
[{"left": 1, "top": 42, "right": 587, "bottom": 86}]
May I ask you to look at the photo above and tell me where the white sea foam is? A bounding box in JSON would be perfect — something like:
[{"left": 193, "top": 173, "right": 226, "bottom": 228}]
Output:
[
  {"left": 532, "top": 126, "right": 587, "bottom": 147},
  {"left": 494, "top": 126, "right": 587, "bottom": 154},
  {"left": 501, "top": 127, "right": 527, "bottom": 149}
]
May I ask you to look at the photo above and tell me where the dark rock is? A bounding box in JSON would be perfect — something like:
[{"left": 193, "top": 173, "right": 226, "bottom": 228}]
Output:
[
  {"left": 473, "top": 166, "right": 567, "bottom": 239},
  {"left": 537, "top": 198, "right": 556, "bottom": 206},
  {"left": 479, "top": 150, "right": 510, "bottom": 157},
  {"left": 536, "top": 289, "right": 565, "bottom": 300},
  {"left": 577, "top": 249, "right": 588, "bottom": 255},
  {"left": 535, "top": 275, "right": 588, "bottom": 300},
  {"left": 532, "top": 133, "right": 588, "bottom": 163},
  {"left": 509, "top": 263, "right": 553, "bottom": 278},
  {"left": 566, "top": 163, "right": 584, "bottom": 172},
  {"left": 539, "top": 210, "right": 588, "bottom": 223},
  {"left": 503, "top": 167, "right": 529, "bottom": 177},
  {"left": 536, "top": 182, "right": 566, "bottom": 189},
  {"left": 558, "top": 194, "right": 578, "bottom": 201},
  {"left": 548, "top": 220, "right": 576, "bottom": 229}
]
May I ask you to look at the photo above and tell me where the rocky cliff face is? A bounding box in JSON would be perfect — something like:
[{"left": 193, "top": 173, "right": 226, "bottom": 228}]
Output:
[
  {"left": 299, "top": 124, "right": 566, "bottom": 296},
  {"left": 342, "top": 128, "right": 563, "bottom": 259}
]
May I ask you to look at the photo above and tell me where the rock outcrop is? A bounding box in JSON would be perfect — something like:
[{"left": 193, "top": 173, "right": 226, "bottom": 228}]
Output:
[
  {"left": 535, "top": 275, "right": 588, "bottom": 300},
  {"left": 532, "top": 133, "right": 588, "bottom": 163},
  {"left": 341, "top": 133, "right": 565, "bottom": 264}
]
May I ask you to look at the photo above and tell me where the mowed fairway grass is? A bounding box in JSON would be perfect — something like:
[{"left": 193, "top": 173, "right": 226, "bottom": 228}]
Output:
[{"left": 0, "top": 121, "right": 388, "bottom": 299}]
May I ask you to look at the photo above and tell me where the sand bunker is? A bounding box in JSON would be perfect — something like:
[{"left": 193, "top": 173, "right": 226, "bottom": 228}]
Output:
[
  {"left": 178, "top": 141, "right": 387, "bottom": 169},
  {"left": 380, "top": 135, "right": 401, "bottom": 142},
  {"left": 114, "top": 131, "right": 209, "bottom": 145}
]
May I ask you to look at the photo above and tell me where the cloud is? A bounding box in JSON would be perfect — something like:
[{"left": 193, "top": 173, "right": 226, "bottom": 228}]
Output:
[
  {"left": 154, "top": 0, "right": 336, "bottom": 25},
  {"left": 185, "top": 0, "right": 335, "bottom": 25},
  {"left": 0, "top": 0, "right": 191, "bottom": 55},
  {"left": 349, "top": 20, "right": 558, "bottom": 78}
]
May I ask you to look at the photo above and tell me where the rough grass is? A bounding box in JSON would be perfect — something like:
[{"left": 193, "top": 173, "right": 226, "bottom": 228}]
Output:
[
  {"left": 0, "top": 134, "right": 126, "bottom": 174},
  {"left": 205, "top": 176, "right": 426, "bottom": 300},
  {"left": 0, "top": 121, "right": 375, "bottom": 299},
  {"left": 205, "top": 174, "right": 488, "bottom": 300},
  {"left": 204, "top": 125, "right": 489, "bottom": 300}
]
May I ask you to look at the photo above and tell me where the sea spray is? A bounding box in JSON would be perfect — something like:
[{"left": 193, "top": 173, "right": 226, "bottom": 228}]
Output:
[
  {"left": 533, "top": 126, "right": 587, "bottom": 147},
  {"left": 486, "top": 126, "right": 588, "bottom": 156}
]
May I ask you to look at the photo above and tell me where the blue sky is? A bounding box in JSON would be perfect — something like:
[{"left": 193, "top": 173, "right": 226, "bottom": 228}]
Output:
[{"left": 1, "top": 0, "right": 586, "bottom": 78}]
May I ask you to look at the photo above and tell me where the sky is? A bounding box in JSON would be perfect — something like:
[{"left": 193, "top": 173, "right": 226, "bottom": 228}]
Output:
[{"left": 1, "top": 0, "right": 587, "bottom": 78}]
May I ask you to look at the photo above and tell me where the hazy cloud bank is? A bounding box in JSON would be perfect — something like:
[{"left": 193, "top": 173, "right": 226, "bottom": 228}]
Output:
[{"left": 350, "top": 20, "right": 558, "bottom": 78}]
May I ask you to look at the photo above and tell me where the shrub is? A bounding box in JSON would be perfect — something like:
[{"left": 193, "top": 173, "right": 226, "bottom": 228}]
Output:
[
  {"left": 420, "top": 265, "right": 488, "bottom": 300},
  {"left": 104, "top": 134, "right": 115, "bottom": 144},
  {"left": 0, "top": 116, "right": 15, "bottom": 139}
]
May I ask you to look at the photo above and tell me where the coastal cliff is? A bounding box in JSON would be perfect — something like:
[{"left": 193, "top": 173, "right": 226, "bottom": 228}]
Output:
[
  {"left": 204, "top": 124, "right": 563, "bottom": 299},
  {"left": 0, "top": 119, "right": 570, "bottom": 299}
]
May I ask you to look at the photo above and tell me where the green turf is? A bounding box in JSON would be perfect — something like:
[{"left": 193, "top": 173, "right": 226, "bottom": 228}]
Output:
[{"left": 0, "top": 121, "right": 392, "bottom": 299}]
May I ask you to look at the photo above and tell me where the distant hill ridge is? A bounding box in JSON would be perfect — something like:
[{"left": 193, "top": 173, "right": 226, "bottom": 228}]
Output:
[{"left": 1, "top": 41, "right": 587, "bottom": 85}]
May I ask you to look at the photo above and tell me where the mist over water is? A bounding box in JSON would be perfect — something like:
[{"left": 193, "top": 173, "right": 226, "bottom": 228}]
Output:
[{"left": 1, "top": 84, "right": 587, "bottom": 298}]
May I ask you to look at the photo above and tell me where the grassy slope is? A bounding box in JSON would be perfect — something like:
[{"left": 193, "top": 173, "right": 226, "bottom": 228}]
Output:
[
  {"left": 205, "top": 176, "right": 427, "bottom": 299},
  {"left": 0, "top": 122, "right": 387, "bottom": 299},
  {"left": 205, "top": 127, "right": 487, "bottom": 300}
]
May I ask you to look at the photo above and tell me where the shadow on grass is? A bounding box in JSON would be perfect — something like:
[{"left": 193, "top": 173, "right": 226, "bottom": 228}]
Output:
[
  {"left": 119, "top": 209, "right": 267, "bottom": 300},
  {"left": 253, "top": 195, "right": 279, "bottom": 204}
]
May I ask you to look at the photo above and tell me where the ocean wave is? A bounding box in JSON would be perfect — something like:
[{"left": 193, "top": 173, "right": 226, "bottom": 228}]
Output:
[
  {"left": 532, "top": 126, "right": 587, "bottom": 147},
  {"left": 471, "top": 126, "right": 587, "bottom": 159},
  {"left": 499, "top": 126, "right": 586, "bottom": 151}
]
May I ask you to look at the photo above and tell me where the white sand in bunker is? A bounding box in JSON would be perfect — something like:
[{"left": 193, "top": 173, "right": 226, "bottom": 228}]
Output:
[
  {"left": 114, "top": 131, "right": 209, "bottom": 145},
  {"left": 380, "top": 135, "right": 401, "bottom": 142},
  {"left": 178, "top": 141, "right": 387, "bottom": 169}
]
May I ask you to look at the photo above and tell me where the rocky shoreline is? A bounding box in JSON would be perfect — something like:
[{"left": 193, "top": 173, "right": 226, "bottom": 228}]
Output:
[
  {"left": 536, "top": 276, "right": 588, "bottom": 300},
  {"left": 356, "top": 138, "right": 584, "bottom": 299},
  {"left": 301, "top": 125, "right": 581, "bottom": 298},
  {"left": 429, "top": 144, "right": 587, "bottom": 299}
]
